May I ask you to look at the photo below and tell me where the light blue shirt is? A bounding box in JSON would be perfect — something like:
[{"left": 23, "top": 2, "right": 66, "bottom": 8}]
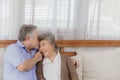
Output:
[{"left": 3, "top": 41, "right": 37, "bottom": 80}]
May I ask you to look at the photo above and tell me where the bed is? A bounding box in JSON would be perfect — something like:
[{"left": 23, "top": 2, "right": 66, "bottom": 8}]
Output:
[{"left": 1, "top": 40, "right": 120, "bottom": 80}]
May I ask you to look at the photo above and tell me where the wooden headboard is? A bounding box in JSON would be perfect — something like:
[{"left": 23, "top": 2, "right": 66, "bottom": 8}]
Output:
[{"left": 1, "top": 40, "right": 120, "bottom": 56}]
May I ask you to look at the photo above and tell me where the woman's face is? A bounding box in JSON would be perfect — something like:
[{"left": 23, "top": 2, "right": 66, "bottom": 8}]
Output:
[{"left": 39, "top": 40, "right": 55, "bottom": 58}]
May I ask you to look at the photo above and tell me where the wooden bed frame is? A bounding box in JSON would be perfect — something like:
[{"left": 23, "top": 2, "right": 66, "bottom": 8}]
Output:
[{"left": 0, "top": 40, "right": 120, "bottom": 56}]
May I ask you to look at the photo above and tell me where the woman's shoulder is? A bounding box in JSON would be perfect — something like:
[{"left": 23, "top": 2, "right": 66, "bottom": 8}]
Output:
[{"left": 60, "top": 54, "right": 71, "bottom": 62}]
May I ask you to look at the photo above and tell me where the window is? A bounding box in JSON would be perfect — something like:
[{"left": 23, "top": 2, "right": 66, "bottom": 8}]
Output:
[
  {"left": 25, "top": 0, "right": 77, "bottom": 40},
  {"left": 88, "top": 0, "right": 120, "bottom": 39},
  {"left": 0, "top": 0, "right": 10, "bottom": 39}
]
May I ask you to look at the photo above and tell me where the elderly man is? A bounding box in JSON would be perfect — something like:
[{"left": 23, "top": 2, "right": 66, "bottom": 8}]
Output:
[{"left": 3, "top": 24, "right": 42, "bottom": 80}]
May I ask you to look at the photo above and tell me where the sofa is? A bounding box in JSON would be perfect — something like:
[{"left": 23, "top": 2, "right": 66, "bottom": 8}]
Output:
[{"left": 72, "top": 47, "right": 120, "bottom": 80}]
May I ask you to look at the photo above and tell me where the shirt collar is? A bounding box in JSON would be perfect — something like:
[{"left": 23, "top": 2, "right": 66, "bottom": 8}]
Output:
[
  {"left": 16, "top": 40, "right": 38, "bottom": 52},
  {"left": 16, "top": 40, "right": 25, "bottom": 48},
  {"left": 43, "top": 51, "right": 61, "bottom": 65}
]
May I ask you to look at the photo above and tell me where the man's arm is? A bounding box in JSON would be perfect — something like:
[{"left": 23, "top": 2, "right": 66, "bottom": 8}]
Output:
[{"left": 17, "top": 52, "right": 42, "bottom": 71}]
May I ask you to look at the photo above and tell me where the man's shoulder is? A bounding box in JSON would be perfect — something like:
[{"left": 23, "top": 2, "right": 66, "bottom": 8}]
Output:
[
  {"left": 4, "top": 43, "right": 19, "bottom": 58},
  {"left": 5, "top": 43, "right": 20, "bottom": 53},
  {"left": 6, "top": 43, "right": 18, "bottom": 49}
]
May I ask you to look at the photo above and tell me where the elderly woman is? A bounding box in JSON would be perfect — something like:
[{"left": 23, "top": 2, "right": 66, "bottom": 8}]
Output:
[{"left": 36, "top": 32, "right": 79, "bottom": 80}]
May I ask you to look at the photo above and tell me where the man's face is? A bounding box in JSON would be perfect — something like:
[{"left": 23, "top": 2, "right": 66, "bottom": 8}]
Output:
[{"left": 29, "top": 29, "right": 39, "bottom": 49}]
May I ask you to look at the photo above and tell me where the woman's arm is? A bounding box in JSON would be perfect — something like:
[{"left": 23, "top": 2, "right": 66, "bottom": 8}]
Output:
[
  {"left": 36, "top": 61, "right": 44, "bottom": 80},
  {"left": 67, "top": 56, "right": 79, "bottom": 80}
]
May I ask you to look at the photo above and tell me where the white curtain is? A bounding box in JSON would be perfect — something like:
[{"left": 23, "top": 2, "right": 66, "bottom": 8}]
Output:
[
  {"left": 0, "top": 0, "right": 120, "bottom": 40},
  {"left": 0, "top": 0, "right": 88, "bottom": 40},
  {"left": 72, "top": 0, "right": 89, "bottom": 39},
  {"left": 0, "top": 0, "right": 25, "bottom": 40},
  {"left": 24, "top": 0, "right": 88, "bottom": 40},
  {"left": 87, "top": 0, "right": 120, "bottom": 40}
]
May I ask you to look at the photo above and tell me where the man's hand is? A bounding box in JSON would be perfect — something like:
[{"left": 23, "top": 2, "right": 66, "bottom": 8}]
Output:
[
  {"left": 34, "top": 51, "right": 42, "bottom": 62},
  {"left": 17, "top": 52, "right": 42, "bottom": 72},
  {"left": 71, "top": 58, "right": 79, "bottom": 68}
]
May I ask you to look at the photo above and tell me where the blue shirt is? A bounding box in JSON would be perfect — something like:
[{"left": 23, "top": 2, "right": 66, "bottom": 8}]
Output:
[{"left": 3, "top": 41, "right": 37, "bottom": 80}]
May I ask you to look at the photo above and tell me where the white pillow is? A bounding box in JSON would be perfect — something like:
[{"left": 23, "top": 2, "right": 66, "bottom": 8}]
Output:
[
  {"left": 77, "top": 48, "right": 120, "bottom": 80},
  {"left": 0, "top": 48, "right": 4, "bottom": 80}
]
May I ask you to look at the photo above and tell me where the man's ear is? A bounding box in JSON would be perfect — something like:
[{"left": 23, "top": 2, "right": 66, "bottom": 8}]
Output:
[{"left": 25, "top": 35, "right": 30, "bottom": 41}]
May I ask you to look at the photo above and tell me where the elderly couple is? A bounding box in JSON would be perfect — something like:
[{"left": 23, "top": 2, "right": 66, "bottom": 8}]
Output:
[{"left": 3, "top": 24, "right": 79, "bottom": 80}]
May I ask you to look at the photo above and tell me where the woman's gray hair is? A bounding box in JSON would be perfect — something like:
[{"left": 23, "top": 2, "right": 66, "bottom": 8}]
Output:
[
  {"left": 18, "top": 24, "right": 38, "bottom": 41},
  {"left": 38, "top": 32, "right": 59, "bottom": 50}
]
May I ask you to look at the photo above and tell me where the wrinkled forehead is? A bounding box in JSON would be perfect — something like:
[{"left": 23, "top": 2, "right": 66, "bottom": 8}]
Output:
[
  {"left": 40, "top": 39, "right": 55, "bottom": 47},
  {"left": 40, "top": 39, "right": 49, "bottom": 43}
]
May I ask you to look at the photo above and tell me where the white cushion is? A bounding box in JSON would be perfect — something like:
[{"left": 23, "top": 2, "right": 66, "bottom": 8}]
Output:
[
  {"left": 0, "top": 48, "right": 4, "bottom": 80},
  {"left": 77, "top": 48, "right": 120, "bottom": 80}
]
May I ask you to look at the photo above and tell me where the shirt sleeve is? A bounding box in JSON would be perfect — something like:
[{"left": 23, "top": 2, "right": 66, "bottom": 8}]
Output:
[{"left": 4, "top": 44, "right": 26, "bottom": 68}]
